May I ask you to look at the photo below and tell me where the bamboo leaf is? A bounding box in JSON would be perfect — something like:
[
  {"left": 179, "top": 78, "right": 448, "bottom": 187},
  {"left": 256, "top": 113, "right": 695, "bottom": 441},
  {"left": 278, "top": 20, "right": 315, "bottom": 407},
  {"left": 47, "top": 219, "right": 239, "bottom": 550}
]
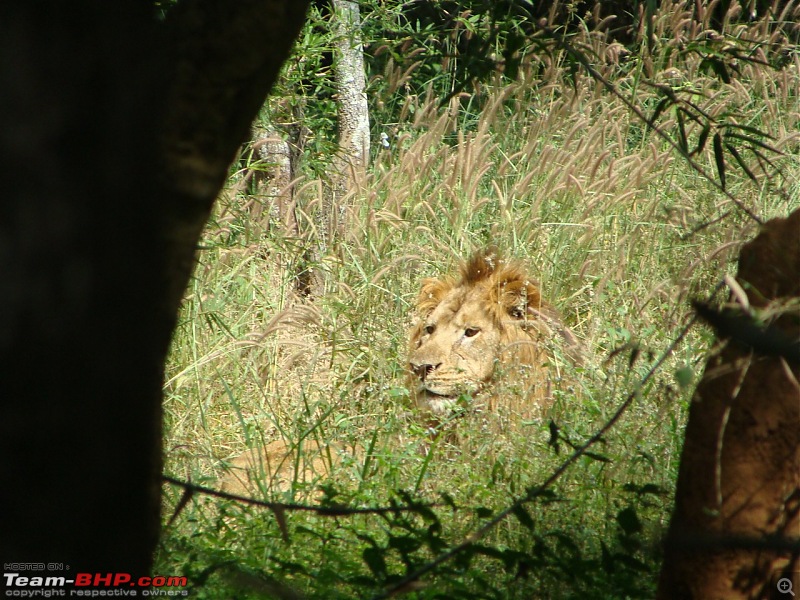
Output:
[
  {"left": 617, "top": 506, "right": 643, "bottom": 535},
  {"left": 713, "top": 132, "right": 726, "bottom": 189},
  {"left": 703, "top": 56, "right": 731, "bottom": 83},
  {"left": 750, "top": 147, "right": 786, "bottom": 180},
  {"left": 725, "top": 132, "right": 783, "bottom": 155},
  {"left": 511, "top": 504, "right": 535, "bottom": 531},
  {"left": 692, "top": 124, "right": 711, "bottom": 156},
  {"left": 645, "top": 0, "right": 657, "bottom": 52},
  {"left": 362, "top": 546, "right": 387, "bottom": 578},
  {"left": 723, "top": 122, "right": 777, "bottom": 140},
  {"left": 676, "top": 108, "right": 688, "bottom": 154},
  {"left": 724, "top": 143, "right": 758, "bottom": 183},
  {"left": 648, "top": 96, "right": 670, "bottom": 126},
  {"left": 584, "top": 451, "right": 612, "bottom": 463},
  {"left": 271, "top": 504, "right": 290, "bottom": 543}
]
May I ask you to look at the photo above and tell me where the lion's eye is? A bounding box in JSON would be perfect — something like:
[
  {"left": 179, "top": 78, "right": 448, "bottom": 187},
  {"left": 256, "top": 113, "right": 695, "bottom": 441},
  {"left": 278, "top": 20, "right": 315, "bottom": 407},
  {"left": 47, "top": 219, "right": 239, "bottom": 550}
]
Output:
[
  {"left": 424, "top": 324, "right": 436, "bottom": 335},
  {"left": 464, "top": 327, "right": 480, "bottom": 338}
]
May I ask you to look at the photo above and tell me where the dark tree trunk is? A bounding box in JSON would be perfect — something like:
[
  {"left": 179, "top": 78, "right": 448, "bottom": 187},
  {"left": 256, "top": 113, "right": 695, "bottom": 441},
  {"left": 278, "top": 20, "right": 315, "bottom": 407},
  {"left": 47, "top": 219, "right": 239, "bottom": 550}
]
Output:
[
  {"left": 657, "top": 209, "right": 800, "bottom": 599},
  {"left": 0, "top": 0, "right": 308, "bottom": 575}
]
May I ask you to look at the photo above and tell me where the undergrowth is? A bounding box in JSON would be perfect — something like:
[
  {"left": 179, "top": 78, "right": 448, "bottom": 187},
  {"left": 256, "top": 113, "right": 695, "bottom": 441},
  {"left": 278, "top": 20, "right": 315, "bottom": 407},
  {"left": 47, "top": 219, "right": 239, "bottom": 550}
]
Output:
[{"left": 157, "top": 5, "right": 799, "bottom": 597}]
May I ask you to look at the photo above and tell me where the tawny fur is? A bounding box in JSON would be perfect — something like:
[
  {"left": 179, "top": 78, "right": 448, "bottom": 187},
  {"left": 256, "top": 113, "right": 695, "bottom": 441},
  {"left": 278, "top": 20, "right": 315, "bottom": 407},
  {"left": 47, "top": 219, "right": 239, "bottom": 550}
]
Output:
[
  {"left": 219, "top": 439, "right": 358, "bottom": 499},
  {"left": 408, "top": 249, "right": 579, "bottom": 422}
]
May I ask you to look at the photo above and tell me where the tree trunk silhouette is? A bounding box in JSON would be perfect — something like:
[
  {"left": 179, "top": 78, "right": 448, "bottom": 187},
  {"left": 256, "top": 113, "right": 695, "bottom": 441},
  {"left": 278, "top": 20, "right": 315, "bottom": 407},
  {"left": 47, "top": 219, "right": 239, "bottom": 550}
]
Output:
[
  {"left": 658, "top": 209, "right": 800, "bottom": 599},
  {"left": 0, "top": 0, "right": 308, "bottom": 575}
]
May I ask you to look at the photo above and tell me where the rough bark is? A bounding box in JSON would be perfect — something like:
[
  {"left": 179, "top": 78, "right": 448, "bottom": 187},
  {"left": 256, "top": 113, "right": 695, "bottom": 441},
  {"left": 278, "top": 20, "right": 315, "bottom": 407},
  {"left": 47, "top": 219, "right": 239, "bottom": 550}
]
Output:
[
  {"left": 159, "top": 0, "right": 310, "bottom": 312},
  {"left": 315, "top": 0, "right": 370, "bottom": 261},
  {"left": 657, "top": 208, "right": 800, "bottom": 599},
  {"left": 251, "top": 124, "right": 297, "bottom": 237},
  {"left": 332, "top": 0, "right": 370, "bottom": 174},
  {"left": 0, "top": 0, "right": 308, "bottom": 575}
]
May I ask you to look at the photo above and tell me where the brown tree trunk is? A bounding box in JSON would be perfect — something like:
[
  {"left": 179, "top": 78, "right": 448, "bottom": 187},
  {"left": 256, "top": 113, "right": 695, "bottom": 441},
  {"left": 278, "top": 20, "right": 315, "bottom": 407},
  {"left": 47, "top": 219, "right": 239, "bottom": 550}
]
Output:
[
  {"left": 658, "top": 209, "right": 800, "bottom": 599},
  {"left": 0, "top": 0, "right": 308, "bottom": 576}
]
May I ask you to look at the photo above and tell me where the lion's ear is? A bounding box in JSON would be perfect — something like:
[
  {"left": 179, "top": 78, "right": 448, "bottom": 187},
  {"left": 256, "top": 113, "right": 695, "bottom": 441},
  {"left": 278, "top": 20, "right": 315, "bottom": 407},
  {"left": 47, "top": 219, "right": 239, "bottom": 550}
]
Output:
[
  {"left": 521, "top": 280, "right": 545, "bottom": 319},
  {"left": 497, "top": 276, "right": 544, "bottom": 321},
  {"left": 416, "top": 277, "right": 453, "bottom": 316}
]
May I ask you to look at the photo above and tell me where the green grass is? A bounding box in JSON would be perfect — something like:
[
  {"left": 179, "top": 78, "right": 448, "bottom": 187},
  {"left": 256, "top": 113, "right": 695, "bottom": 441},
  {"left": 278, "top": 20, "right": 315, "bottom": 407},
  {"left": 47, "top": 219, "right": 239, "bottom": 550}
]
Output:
[{"left": 156, "top": 14, "right": 800, "bottom": 598}]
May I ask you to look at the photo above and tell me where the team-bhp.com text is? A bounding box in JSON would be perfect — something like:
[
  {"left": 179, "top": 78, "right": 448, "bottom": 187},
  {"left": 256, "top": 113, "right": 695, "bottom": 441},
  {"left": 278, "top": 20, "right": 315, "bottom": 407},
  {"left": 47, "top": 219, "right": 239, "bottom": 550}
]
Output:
[{"left": 4, "top": 573, "right": 188, "bottom": 597}]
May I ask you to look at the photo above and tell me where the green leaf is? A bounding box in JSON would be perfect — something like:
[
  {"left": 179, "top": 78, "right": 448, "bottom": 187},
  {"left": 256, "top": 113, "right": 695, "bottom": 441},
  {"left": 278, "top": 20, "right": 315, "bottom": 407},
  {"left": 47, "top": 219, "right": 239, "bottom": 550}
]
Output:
[
  {"left": 676, "top": 108, "right": 688, "bottom": 154},
  {"left": 584, "top": 451, "right": 612, "bottom": 463},
  {"left": 362, "top": 546, "right": 387, "bottom": 579},
  {"left": 386, "top": 386, "right": 409, "bottom": 399},
  {"left": 475, "top": 506, "right": 494, "bottom": 519},
  {"left": 692, "top": 124, "right": 711, "bottom": 156},
  {"left": 713, "top": 132, "right": 726, "bottom": 189},
  {"left": 675, "top": 365, "right": 694, "bottom": 390},
  {"left": 617, "top": 507, "right": 643, "bottom": 535},
  {"left": 511, "top": 504, "right": 535, "bottom": 531}
]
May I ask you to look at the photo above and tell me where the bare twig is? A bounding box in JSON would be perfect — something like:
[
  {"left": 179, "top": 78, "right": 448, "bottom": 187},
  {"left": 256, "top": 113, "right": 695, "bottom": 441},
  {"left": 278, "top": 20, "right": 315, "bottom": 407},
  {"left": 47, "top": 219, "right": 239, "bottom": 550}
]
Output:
[{"left": 162, "top": 475, "right": 443, "bottom": 518}]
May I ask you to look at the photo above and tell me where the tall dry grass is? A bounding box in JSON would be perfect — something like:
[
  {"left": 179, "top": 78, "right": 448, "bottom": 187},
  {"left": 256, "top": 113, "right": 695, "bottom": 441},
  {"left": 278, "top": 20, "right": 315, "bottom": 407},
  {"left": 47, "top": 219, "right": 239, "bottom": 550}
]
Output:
[
  {"left": 164, "top": 24, "right": 798, "bottom": 494},
  {"left": 159, "top": 8, "right": 799, "bottom": 595}
]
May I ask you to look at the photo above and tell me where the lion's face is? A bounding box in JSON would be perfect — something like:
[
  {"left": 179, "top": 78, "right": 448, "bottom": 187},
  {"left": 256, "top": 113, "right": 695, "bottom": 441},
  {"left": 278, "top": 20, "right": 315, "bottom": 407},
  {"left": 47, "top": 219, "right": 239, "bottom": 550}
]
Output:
[
  {"left": 408, "top": 250, "right": 566, "bottom": 418},
  {"left": 409, "top": 290, "right": 505, "bottom": 413}
]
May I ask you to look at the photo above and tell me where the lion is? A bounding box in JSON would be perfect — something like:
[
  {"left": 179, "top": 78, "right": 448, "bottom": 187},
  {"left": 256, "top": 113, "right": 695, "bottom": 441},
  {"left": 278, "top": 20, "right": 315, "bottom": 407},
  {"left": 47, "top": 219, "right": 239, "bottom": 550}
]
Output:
[
  {"left": 219, "top": 439, "right": 360, "bottom": 499},
  {"left": 408, "top": 249, "right": 580, "bottom": 424},
  {"left": 218, "top": 251, "right": 577, "bottom": 495}
]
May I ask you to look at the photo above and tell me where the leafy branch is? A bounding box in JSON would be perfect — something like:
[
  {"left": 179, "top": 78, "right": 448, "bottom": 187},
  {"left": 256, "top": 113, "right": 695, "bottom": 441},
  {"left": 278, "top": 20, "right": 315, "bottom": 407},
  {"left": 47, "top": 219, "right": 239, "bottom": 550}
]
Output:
[{"left": 163, "top": 475, "right": 445, "bottom": 543}]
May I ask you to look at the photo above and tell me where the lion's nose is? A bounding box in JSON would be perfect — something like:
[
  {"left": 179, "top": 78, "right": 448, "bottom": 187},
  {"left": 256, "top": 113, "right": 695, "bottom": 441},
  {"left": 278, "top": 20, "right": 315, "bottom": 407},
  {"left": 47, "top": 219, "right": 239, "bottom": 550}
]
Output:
[{"left": 410, "top": 362, "right": 441, "bottom": 381}]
